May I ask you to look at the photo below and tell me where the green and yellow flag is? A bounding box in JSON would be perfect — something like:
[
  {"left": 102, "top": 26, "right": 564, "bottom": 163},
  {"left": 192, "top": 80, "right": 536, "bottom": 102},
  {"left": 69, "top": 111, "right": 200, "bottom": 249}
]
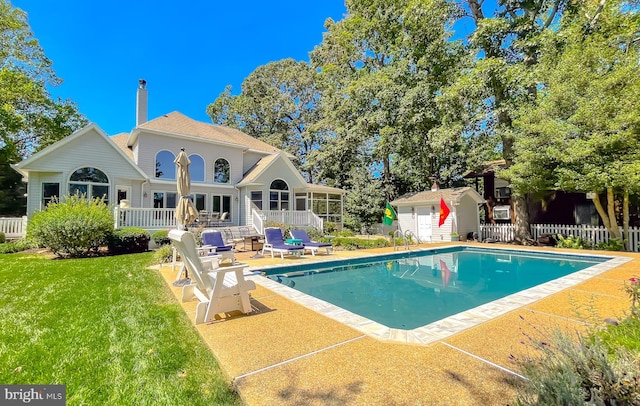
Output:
[{"left": 383, "top": 202, "right": 396, "bottom": 226}]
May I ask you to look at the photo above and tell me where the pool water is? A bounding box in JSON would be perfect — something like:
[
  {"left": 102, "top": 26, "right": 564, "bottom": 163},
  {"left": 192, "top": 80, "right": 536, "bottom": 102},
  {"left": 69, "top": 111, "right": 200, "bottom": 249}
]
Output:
[{"left": 266, "top": 247, "right": 608, "bottom": 329}]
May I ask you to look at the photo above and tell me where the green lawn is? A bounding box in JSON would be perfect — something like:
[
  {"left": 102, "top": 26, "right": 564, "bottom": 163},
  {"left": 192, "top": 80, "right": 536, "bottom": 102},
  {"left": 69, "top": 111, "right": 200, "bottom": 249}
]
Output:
[{"left": 0, "top": 252, "right": 241, "bottom": 405}]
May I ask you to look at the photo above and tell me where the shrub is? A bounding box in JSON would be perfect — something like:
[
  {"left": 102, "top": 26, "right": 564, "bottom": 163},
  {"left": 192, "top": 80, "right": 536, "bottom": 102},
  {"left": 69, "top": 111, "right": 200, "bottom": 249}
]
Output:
[
  {"left": 0, "top": 232, "right": 5, "bottom": 244},
  {"left": 330, "top": 237, "right": 389, "bottom": 250},
  {"left": 107, "top": 227, "right": 150, "bottom": 255},
  {"left": 152, "top": 230, "right": 171, "bottom": 246},
  {"left": 516, "top": 331, "right": 640, "bottom": 405},
  {"left": 154, "top": 244, "right": 174, "bottom": 264},
  {"left": 338, "top": 229, "right": 355, "bottom": 237},
  {"left": 556, "top": 234, "right": 592, "bottom": 250},
  {"left": 596, "top": 238, "right": 624, "bottom": 251},
  {"left": 0, "top": 242, "right": 20, "bottom": 254},
  {"left": 27, "top": 195, "right": 113, "bottom": 257},
  {"left": 324, "top": 221, "right": 338, "bottom": 235}
]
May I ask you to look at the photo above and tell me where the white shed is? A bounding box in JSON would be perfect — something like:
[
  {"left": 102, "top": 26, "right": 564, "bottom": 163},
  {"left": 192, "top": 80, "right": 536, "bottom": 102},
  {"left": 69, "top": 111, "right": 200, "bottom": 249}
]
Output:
[{"left": 391, "top": 186, "right": 484, "bottom": 242}]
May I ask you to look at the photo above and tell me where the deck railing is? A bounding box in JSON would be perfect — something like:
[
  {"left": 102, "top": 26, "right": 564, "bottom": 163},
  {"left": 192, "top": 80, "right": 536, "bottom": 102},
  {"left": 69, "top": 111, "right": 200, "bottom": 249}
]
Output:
[
  {"left": 480, "top": 223, "right": 640, "bottom": 252},
  {"left": 0, "top": 216, "right": 28, "bottom": 239},
  {"left": 114, "top": 207, "right": 177, "bottom": 230},
  {"left": 114, "top": 207, "right": 324, "bottom": 233}
]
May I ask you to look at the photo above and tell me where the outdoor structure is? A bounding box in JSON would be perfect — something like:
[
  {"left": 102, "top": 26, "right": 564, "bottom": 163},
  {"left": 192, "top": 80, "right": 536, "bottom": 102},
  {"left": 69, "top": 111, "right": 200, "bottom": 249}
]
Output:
[
  {"left": 463, "top": 159, "right": 601, "bottom": 226},
  {"left": 12, "top": 81, "right": 345, "bottom": 233},
  {"left": 391, "top": 185, "right": 484, "bottom": 242}
]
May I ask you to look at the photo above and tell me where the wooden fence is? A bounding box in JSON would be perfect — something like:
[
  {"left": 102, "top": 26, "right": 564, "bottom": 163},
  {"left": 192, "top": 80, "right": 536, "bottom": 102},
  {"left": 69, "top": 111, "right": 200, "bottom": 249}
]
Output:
[{"left": 480, "top": 223, "right": 640, "bottom": 252}]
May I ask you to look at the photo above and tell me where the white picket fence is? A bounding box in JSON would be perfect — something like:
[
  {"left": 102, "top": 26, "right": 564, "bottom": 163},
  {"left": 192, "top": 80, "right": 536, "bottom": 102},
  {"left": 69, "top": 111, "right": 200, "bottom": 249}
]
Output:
[
  {"left": 480, "top": 223, "right": 640, "bottom": 251},
  {"left": 0, "top": 216, "right": 28, "bottom": 239}
]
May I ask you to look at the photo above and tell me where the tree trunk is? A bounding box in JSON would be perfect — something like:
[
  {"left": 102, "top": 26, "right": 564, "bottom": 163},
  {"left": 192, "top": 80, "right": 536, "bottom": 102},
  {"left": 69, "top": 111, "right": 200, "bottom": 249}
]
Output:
[
  {"left": 606, "top": 188, "right": 622, "bottom": 239},
  {"left": 623, "top": 190, "right": 630, "bottom": 250},
  {"left": 512, "top": 194, "right": 531, "bottom": 240},
  {"left": 592, "top": 189, "right": 621, "bottom": 240}
]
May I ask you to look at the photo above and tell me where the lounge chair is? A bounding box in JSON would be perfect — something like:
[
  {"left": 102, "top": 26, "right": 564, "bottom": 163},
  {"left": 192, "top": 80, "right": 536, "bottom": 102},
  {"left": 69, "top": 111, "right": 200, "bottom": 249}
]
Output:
[
  {"left": 201, "top": 230, "right": 235, "bottom": 264},
  {"left": 168, "top": 229, "right": 255, "bottom": 324},
  {"left": 290, "top": 229, "right": 333, "bottom": 256},
  {"left": 262, "top": 227, "right": 305, "bottom": 259}
]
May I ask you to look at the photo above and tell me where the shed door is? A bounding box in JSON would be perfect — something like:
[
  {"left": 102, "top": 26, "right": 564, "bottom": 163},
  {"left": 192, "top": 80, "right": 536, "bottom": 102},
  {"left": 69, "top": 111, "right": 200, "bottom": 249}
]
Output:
[{"left": 417, "top": 207, "right": 432, "bottom": 242}]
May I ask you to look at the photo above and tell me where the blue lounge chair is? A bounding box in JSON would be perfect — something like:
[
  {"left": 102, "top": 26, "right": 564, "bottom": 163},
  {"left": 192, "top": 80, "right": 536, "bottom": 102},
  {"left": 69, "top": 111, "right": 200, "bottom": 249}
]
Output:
[
  {"left": 201, "top": 230, "right": 235, "bottom": 264},
  {"left": 290, "top": 229, "right": 333, "bottom": 256},
  {"left": 262, "top": 227, "right": 304, "bottom": 259}
]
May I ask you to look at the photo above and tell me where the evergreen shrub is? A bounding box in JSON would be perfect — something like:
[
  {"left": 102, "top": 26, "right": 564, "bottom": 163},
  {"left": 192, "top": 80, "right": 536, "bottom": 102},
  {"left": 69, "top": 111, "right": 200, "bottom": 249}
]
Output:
[
  {"left": 108, "top": 227, "right": 150, "bottom": 254},
  {"left": 152, "top": 230, "right": 171, "bottom": 246}
]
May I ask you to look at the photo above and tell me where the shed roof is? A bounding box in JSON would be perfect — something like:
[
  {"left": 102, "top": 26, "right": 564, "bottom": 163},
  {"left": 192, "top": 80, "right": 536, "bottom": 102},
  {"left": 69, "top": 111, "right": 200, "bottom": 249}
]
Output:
[{"left": 391, "top": 187, "right": 484, "bottom": 206}]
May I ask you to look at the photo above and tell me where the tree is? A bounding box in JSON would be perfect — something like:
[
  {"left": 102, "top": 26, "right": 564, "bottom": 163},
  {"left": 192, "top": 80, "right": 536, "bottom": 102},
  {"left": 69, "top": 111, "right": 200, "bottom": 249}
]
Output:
[
  {"left": 457, "top": 0, "right": 568, "bottom": 239},
  {"left": 310, "top": 0, "right": 465, "bottom": 223},
  {"left": 506, "top": 0, "right": 640, "bottom": 249},
  {"left": 0, "top": 1, "right": 86, "bottom": 214},
  {"left": 207, "top": 59, "right": 324, "bottom": 182}
]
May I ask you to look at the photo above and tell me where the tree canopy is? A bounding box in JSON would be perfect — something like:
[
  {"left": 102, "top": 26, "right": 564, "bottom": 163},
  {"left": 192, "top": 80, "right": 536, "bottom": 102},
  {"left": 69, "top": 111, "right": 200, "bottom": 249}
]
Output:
[{"left": 0, "top": 0, "right": 86, "bottom": 214}]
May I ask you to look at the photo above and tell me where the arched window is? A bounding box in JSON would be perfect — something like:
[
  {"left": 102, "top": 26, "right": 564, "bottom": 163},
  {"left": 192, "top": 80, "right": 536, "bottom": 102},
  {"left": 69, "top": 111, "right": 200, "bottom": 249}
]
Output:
[
  {"left": 214, "top": 158, "right": 230, "bottom": 183},
  {"left": 189, "top": 154, "right": 205, "bottom": 182},
  {"left": 155, "top": 150, "right": 176, "bottom": 179},
  {"left": 269, "top": 179, "right": 289, "bottom": 210},
  {"left": 69, "top": 167, "right": 110, "bottom": 204}
]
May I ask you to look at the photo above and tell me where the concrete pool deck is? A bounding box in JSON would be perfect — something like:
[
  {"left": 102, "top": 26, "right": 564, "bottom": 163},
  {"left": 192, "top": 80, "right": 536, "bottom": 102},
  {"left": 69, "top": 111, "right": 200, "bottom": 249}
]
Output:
[{"left": 158, "top": 242, "right": 640, "bottom": 405}]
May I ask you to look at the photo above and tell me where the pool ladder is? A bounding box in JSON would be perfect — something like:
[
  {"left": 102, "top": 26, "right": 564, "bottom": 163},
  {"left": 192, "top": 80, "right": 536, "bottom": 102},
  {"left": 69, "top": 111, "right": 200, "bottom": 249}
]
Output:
[{"left": 393, "top": 230, "right": 421, "bottom": 251}]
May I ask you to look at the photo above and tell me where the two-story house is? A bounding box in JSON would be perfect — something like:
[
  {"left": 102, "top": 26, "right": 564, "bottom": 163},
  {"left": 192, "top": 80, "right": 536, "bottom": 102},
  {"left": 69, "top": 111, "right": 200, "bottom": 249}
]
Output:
[{"left": 12, "top": 81, "right": 344, "bottom": 232}]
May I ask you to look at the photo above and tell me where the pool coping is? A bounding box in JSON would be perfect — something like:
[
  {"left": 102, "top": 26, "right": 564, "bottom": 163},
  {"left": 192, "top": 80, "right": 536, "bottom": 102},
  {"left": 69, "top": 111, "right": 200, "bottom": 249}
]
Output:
[{"left": 246, "top": 245, "right": 632, "bottom": 345}]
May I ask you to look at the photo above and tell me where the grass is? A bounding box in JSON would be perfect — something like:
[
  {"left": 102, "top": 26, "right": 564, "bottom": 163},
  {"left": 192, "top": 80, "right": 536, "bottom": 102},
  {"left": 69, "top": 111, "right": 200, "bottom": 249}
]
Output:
[{"left": 0, "top": 251, "right": 241, "bottom": 405}]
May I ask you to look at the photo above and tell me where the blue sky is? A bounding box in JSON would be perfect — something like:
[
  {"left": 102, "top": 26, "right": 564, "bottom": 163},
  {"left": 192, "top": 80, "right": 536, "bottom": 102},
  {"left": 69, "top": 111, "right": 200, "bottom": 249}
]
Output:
[{"left": 13, "top": 1, "right": 348, "bottom": 135}]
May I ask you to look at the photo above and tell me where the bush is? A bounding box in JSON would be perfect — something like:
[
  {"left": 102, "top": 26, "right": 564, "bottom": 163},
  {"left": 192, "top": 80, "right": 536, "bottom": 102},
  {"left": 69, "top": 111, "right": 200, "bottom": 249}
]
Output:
[
  {"left": 556, "top": 234, "right": 592, "bottom": 250},
  {"left": 0, "top": 232, "right": 5, "bottom": 244},
  {"left": 0, "top": 242, "right": 20, "bottom": 254},
  {"left": 516, "top": 331, "right": 640, "bottom": 405},
  {"left": 108, "top": 227, "right": 150, "bottom": 255},
  {"left": 324, "top": 221, "right": 338, "bottom": 235},
  {"left": 152, "top": 230, "right": 171, "bottom": 246},
  {"left": 596, "top": 238, "right": 624, "bottom": 251},
  {"left": 27, "top": 195, "right": 113, "bottom": 257},
  {"left": 330, "top": 237, "right": 389, "bottom": 250},
  {"left": 338, "top": 229, "right": 356, "bottom": 237},
  {"left": 154, "top": 244, "right": 174, "bottom": 264}
]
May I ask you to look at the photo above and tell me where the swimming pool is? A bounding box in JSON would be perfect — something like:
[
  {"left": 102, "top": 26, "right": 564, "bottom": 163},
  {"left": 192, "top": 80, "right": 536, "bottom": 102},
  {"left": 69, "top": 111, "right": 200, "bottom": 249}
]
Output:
[{"left": 252, "top": 246, "right": 630, "bottom": 343}]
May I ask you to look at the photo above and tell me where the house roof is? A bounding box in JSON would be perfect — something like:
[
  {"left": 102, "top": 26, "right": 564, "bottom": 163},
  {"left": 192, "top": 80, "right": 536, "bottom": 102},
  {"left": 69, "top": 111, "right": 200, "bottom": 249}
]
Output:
[
  {"left": 110, "top": 132, "right": 133, "bottom": 160},
  {"left": 12, "top": 123, "right": 148, "bottom": 181},
  {"left": 127, "top": 111, "right": 290, "bottom": 157},
  {"left": 237, "top": 152, "right": 308, "bottom": 188},
  {"left": 391, "top": 187, "right": 484, "bottom": 206},
  {"left": 303, "top": 183, "right": 345, "bottom": 194},
  {"left": 463, "top": 159, "right": 506, "bottom": 178}
]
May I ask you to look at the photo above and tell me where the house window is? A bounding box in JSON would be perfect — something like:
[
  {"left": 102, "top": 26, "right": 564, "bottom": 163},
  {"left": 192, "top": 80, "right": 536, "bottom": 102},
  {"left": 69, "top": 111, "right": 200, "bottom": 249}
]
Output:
[
  {"left": 153, "top": 192, "right": 178, "bottom": 208},
  {"left": 193, "top": 193, "right": 206, "bottom": 211},
  {"left": 251, "top": 191, "right": 263, "bottom": 210},
  {"left": 42, "top": 182, "right": 59, "bottom": 207},
  {"left": 311, "top": 192, "right": 342, "bottom": 223},
  {"left": 155, "top": 150, "right": 176, "bottom": 179},
  {"left": 269, "top": 179, "right": 289, "bottom": 210},
  {"left": 295, "top": 192, "right": 307, "bottom": 211},
  {"left": 189, "top": 154, "right": 205, "bottom": 182},
  {"left": 214, "top": 158, "right": 230, "bottom": 183},
  {"left": 212, "top": 194, "right": 231, "bottom": 218},
  {"left": 69, "top": 167, "right": 109, "bottom": 204},
  {"left": 493, "top": 205, "right": 511, "bottom": 220}
]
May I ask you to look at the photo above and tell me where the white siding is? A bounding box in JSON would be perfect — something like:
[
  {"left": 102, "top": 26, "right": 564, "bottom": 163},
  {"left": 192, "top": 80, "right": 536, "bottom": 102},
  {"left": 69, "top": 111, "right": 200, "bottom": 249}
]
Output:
[
  {"left": 243, "top": 151, "right": 266, "bottom": 174},
  {"left": 27, "top": 129, "right": 143, "bottom": 181},
  {"left": 252, "top": 158, "right": 307, "bottom": 190},
  {"left": 396, "top": 206, "right": 416, "bottom": 236},
  {"left": 135, "top": 132, "right": 245, "bottom": 183}
]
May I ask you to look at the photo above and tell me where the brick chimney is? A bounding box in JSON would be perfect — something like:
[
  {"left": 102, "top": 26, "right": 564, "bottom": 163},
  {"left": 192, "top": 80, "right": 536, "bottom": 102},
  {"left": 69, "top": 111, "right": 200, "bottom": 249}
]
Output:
[{"left": 136, "top": 79, "right": 148, "bottom": 126}]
